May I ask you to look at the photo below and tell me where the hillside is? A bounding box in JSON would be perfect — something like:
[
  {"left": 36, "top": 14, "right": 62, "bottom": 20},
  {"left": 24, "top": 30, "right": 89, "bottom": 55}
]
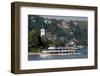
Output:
[{"left": 28, "top": 15, "right": 88, "bottom": 52}]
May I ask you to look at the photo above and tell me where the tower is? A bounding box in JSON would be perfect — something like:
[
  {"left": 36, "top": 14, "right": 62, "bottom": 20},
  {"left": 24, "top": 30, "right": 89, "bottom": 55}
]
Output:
[{"left": 40, "top": 28, "right": 45, "bottom": 37}]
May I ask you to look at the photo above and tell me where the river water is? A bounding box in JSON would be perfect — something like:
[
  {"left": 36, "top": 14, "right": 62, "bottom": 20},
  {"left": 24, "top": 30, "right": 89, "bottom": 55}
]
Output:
[{"left": 28, "top": 48, "right": 88, "bottom": 61}]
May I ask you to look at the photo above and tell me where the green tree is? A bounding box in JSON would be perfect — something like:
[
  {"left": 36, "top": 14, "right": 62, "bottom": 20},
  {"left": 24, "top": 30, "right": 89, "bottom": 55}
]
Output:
[
  {"left": 54, "top": 39, "right": 65, "bottom": 47},
  {"left": 41, "top": 36, "right": 50, "bottom": 49},
  {"left": 28, "top": 30, "right": 40, "bottom": 52}
]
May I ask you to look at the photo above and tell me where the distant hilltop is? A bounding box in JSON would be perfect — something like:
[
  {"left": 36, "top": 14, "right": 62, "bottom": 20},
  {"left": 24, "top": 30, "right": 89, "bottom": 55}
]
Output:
[{"left": 40, "top": 15, "right": 88, "bottom": 21}]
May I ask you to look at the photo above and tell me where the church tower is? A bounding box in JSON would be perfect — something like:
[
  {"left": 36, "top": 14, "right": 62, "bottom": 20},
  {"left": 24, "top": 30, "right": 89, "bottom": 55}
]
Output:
[{"left": 40, "top": 28, "right": 45, "bottom": 37}]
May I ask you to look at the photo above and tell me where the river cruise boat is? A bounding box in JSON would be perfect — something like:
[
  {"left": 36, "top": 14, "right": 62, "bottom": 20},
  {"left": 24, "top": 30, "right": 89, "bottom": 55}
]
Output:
[{"left": 40, "top": 47, "right": 77, "bottom": 57}]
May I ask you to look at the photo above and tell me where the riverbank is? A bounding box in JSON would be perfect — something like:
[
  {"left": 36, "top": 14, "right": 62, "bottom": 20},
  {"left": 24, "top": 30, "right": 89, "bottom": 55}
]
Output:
[{"left": 28, "top": 52, "right": 41, "bottom": 55}]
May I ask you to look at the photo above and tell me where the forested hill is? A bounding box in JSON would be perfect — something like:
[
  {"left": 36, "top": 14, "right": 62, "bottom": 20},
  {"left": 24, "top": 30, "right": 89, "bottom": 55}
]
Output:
[{"left": 28, "top": 15, "right": 88, "bottom": 46}]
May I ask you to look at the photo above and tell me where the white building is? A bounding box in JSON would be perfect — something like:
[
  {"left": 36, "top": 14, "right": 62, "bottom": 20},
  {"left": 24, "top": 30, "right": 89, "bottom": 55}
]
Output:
[{"left": 40, "top": 28, "right": 45, "bottom": 37}]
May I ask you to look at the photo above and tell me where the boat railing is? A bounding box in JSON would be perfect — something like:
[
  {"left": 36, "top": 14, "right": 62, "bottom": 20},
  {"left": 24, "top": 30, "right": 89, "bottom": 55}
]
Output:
[{"left": 42, "top": 47, "right": 76, "bottom": 54}]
